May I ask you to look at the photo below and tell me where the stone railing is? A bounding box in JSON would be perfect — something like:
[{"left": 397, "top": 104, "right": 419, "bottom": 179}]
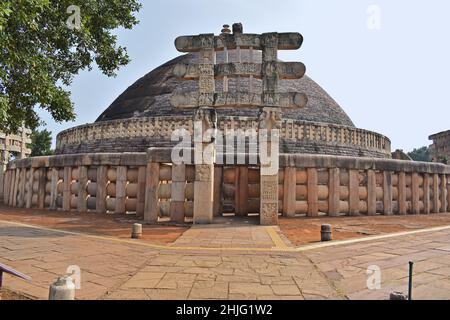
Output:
[
  {"left": 3, "top": 150, "right": 449, "bottom": 224},
  {"left": 56, "top": 116, "right": 391, "bottom": 158},
  {"left": 276, "top": 154, "right": 450, "bottom": 216},
  {"left": 3, "top": 153, "right": 148, "bottom": 216}
]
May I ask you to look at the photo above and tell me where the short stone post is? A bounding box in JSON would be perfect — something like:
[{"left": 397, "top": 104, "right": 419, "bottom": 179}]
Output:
[
  {"left": 131, "top": 223, "right": 142, "bottom": 239},
  {"left": 321, "top": 224, "right": 332, "bottom": 241},
  {"left": 389, "top": 292, "right": 407, "bottom": 300},
  {"left": 49, "top": 275, "right": 75, "bottom": 300}
]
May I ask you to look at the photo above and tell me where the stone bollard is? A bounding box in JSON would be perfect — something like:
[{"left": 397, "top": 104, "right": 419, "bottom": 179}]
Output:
[
  {"left": 321, "top": 224, "right": 332, "bottom": 241},
  {"left": 131, "top": 223, "right": 143, "bottom": 239},
  {"left": 49, "top": 275, "right": 75, "bottom": 300},
  {"left": 389, "top": 292, "right": 407, "bottom": 300}
]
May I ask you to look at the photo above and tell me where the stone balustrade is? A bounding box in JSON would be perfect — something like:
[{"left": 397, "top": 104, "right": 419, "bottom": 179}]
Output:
[
  {"left": 3, "top": 150, "right": 449, "bottom": 224},
  {"left": 56, "top": 116, "right": 391, "bottom": 158}
]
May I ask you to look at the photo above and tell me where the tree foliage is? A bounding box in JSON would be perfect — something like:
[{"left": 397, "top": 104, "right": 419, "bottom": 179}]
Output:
[
  {"left": 29, "top": 128, "right": 53, "bottom": 156},
  {"left": 0, "top": 0, "right": 141, "bottom": 133},
  {"left": 407, "top": 146, "right": 431, "bottom": 162}
]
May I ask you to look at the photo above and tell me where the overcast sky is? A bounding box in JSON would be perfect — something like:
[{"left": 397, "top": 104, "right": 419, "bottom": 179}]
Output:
[{"left": 37, "top": 0, "right": 450, "bottom": 152}]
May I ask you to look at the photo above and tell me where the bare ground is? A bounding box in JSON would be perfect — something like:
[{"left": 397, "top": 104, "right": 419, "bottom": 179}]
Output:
[
  {"left": 1, "top": 204, "right": 450, "bottom": 248},
  {"left": 0, "top": 204, "right": 187, "bottom": 244},
  {"left": 279, "top": 213, "right": 450, "bottom": 245}
]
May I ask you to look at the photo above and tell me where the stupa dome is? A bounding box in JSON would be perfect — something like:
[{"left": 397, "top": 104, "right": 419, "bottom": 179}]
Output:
[
  {"left": 56, "top": 50, "right": 391, "bottom": 158},
  {"left": 96, "top": 51, "right": 355, "bottom": 127}
]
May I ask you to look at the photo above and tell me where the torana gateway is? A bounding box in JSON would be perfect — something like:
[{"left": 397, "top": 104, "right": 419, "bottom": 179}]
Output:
[{"left": 2, "top": 24, "right": 450, "bottom": 225}]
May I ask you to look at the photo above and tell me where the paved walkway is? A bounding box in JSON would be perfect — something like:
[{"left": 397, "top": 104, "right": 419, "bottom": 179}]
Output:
[
  {"left": 1, "top": 219, "right": 450, "bottom": 300},
  {"left": 171, "top": 217, "right": 292, "bottom": 249}
]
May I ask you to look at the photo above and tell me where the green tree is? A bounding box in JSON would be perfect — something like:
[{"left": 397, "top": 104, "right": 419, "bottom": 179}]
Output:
[
  {"left": 0, "top": 0, "right": 141, "bottom": 133},
  {"left": 407, "top": 146, "right": 431, "bottom": 162},
  {"left": 29, "top": 129, "right": 53, "bottom": 156}
]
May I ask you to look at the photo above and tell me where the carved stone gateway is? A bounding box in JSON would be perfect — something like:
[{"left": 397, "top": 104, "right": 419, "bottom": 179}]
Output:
[{"left": 172, "top": 23, "right": 307, "bottom": 225}]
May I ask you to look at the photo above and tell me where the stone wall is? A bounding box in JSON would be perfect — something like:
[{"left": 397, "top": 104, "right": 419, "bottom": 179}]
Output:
[
  {"left": 4, "top": 150, "right": 449, "bottom": 224},
  {"left": 56, "top": 116, "right": 391, "bottom": 158}
]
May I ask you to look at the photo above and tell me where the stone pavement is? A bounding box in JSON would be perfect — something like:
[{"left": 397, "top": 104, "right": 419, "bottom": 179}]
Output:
[
  {"left": 1, "top": 219, "right": 450, "bottom": 300},
  {"left": 304, "top": 227, "right": 450, "bottom": 299},
  {"left": 171, "top": 217, "right": 292, "bottom": 249}
]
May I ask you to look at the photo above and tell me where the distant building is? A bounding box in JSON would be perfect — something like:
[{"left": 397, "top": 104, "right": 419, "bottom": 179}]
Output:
[
  {"left": 429, "top": 130, "right": 450, "bottom": 163},
  {"left": 0, "top": 127, "right": 32, "bottom": 200}
]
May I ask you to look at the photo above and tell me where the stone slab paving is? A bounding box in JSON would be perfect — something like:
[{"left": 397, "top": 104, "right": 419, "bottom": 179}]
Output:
[
  {"left": 1, "top": 219, "right": 450, "bottom": 300},
  {"left": 0, "top": 221, "right": 338, "bottom": 300},
  {"left": 170, "top": 218, "right": 292, "bottom": 249},
  {"left": 303, "top": 228, "right": 450, "bottom": 300}
]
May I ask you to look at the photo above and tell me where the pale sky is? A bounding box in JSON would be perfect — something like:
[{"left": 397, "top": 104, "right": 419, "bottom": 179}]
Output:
[{"left": 37, "top": 0, "right": 450, "bottom": 152}]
